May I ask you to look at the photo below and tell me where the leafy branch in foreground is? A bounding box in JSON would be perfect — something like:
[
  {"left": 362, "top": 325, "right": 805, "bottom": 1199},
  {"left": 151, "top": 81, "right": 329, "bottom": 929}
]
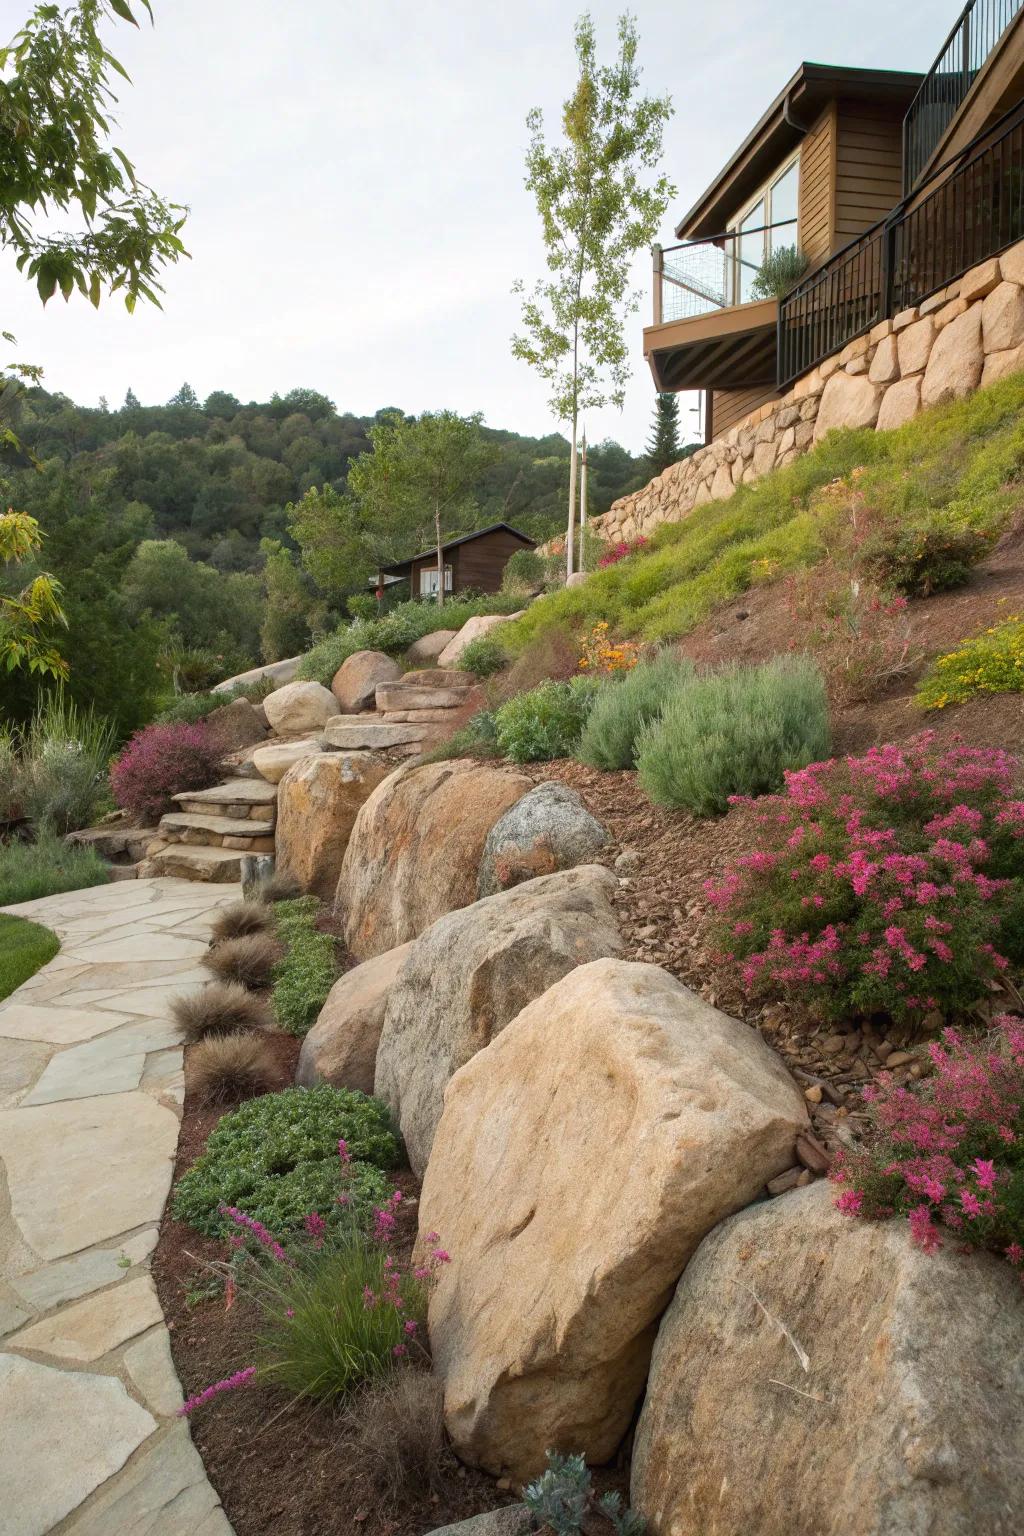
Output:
[
  {"left": 0, "top": 511, "right": 68, "bottom": 679},
  {"left": 0, "top": 0, "right": 188, "bottom": 310}
]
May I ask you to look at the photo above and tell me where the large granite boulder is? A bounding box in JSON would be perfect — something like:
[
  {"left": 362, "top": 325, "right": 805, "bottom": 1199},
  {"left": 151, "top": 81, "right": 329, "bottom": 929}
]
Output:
[
  {"left": 335, "top": 760, "right": 531, "bottom": 960},
  {"left": 812, "top": 370, "right": 883, "bottom": 442},
  {"left": 331, "top": 650, "right": 403, "bottom": 713},
  {"left": 213, "top": 654, "right": 302, "bottom": 694},
  {"left": 406, "top": 629, "right": 458, "bottom": 665},
  {"left": 275, "top": 751, "right": 391, "bottom": 899},
  {"left": 263, "top": 680, "right": 337, "bottom": 735},
  {"left": 477, "top": 782, "right": 608, "bottom": 898},
  {"left": 425, "top": 1513, "right": 527, "bottom": 1536},
  {"left": 419, "top": 958, "right": 807, "bottom": 1480},
  {"left": 250, "top": 737, "right": 324, "bottom": 784},
  {"left": 376, "top": 669, "right": 474, "bottom": 712},
  {"left": 296, "top": 941, "right": 413, "bottom": 1094},
  {"left": 921, "top": 304, "right": 984, "bottom": 408},
  {"left": 376, "top": 865, "right": 622, "bottom": 1175},
  {"left": 438, "top": 614, "right": 522, "bottom": 668},
  {"left": 631, "top": 1181, "right": 1024, "bottom": 1536},
  {"left": 203, "top": 696, "right": 268, "bottom": 756}
]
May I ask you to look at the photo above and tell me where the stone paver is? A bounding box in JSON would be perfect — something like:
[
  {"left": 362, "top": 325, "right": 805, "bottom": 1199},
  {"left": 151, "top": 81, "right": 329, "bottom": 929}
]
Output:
[{"left": 0, "top": 877, "right": 238, "bottom": 1535}]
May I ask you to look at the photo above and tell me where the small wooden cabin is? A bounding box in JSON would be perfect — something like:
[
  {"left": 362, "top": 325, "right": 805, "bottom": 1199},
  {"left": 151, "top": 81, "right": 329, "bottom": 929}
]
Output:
[{"left": 376, "top": 523, "right": 536, "bottom": 599}]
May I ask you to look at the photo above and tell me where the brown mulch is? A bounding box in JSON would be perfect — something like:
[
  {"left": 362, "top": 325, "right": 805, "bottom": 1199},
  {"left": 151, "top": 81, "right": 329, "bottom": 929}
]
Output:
[{"left": 154, "top": 1034, "right": 511, "bottom": 1536}]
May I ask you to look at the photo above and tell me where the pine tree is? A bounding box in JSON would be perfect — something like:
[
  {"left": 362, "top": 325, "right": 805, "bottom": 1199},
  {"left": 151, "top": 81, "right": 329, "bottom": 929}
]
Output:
[
  {"left": 646, "top": 393, "right": 680, "bottom": 475},
  {"left": 123, "top": 387, "right": 141, "bottom": 410},
  {"left": 169, "top": 382, "right": 200, "bottom": 409}
]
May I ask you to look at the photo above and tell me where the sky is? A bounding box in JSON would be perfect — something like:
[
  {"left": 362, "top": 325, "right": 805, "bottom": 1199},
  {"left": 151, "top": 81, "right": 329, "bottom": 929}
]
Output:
[{"left": 3, "top": 0, "right": 946, "bottom": 453}]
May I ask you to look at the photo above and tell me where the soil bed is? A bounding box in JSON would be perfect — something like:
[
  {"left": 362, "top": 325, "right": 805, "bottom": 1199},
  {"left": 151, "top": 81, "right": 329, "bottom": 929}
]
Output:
[{"left": 155, "top": 1032, "right": 511, "bottom": 1536}]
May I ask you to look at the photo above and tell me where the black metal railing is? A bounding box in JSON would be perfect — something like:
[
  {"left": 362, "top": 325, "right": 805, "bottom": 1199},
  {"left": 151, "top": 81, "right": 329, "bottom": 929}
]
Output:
[
  {"left": 654, "top": 220, "right": 798, "bottom": 324},
  {"left": 779, "top": 99, "right": 1024, "bottom": 387},
  {"left": 903, "top": 0, "right": 1024, "bottom": 191}
]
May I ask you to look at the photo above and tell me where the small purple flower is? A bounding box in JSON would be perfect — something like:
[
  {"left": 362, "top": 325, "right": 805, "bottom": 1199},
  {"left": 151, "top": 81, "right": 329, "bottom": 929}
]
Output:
[{"left": 178, "top": 1365, "right": 256, "bottom": 1417}]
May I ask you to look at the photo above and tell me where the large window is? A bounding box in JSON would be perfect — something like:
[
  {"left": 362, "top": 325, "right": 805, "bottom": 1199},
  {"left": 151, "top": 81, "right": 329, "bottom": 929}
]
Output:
[
  {"left": 419, "top": 565, "right": 453, "bottom": 597},
  {"left": 730, "top": 155, "right": 799, "bottom": 303}
]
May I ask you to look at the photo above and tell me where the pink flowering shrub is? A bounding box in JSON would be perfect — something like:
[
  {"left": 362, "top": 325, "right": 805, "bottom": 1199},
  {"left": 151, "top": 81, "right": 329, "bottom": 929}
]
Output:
[
  {"left": 109, "top": 721, "right": 220, "bottom": 824},
  {"left": 707, "top": 733, "right": 1024, "bottom": 1022},
  {"left": 597, "top": 536, "right": 648, "bottom": 568},
  {"left": 831, "top": 1015, "right": 1024, "bottom": 1273}
]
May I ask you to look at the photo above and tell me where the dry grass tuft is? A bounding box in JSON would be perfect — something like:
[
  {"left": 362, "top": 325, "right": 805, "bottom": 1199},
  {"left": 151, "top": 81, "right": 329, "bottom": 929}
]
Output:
[
  {"left": 343, "top": 1371, "right": 452, "bottom": 1510},
  {"left": 202, "top": 932, "right": 283, "bottom": 990},
  {"left": 189, "top": 1031, "right": 279, "bottom": 1104},
  {"left": 255, "top": 872, "right": 302, "bottom": 904},
  {"left": 171, "top": 980, "right": 274, "bottom": 1044},
  {"left": 210, "top": 900, "right": 276, "bottom": 945}
]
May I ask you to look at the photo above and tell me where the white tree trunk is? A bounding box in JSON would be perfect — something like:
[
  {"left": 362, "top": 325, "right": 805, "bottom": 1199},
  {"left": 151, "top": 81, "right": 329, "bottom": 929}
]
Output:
[
  {"left": 566, "top": 413, "right": 578, "bottom": 580},
  {"left": 435, "top": 508, "right": 444, "bottom": 609}
]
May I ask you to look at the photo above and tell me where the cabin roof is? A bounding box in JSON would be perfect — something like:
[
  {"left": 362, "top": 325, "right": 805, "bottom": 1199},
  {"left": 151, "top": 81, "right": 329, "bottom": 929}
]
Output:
[
  {"left": 676, "top": 62, "right": 923, "bottom": 240},
  {"left": 379, "top": 522, "right": 537, "bottom": 574}
]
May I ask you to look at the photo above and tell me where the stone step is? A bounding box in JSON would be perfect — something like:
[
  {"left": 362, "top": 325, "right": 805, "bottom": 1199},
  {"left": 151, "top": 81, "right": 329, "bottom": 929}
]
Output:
[
  {"left": 381, "top": 707, "right": 462, "bottom": 723},
  {"left": 172, "top": 778, "right": 278, "bottom": 821},
  {"left": 375, "top": 683, "right": 469, "bottom": 711},
  {"left": 149, "top": 844, "right": 246, "bottom": 882},
  {"left": 323, "top": 719, "right": 429, "bottom": 750},
  {"left": 159, "top": 811, "right": 276, "bottom": 849}
]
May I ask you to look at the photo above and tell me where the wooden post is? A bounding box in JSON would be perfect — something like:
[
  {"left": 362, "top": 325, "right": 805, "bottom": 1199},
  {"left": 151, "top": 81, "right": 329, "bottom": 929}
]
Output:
[
  {"left": 653, "top": 244, "right": 664, "bottom": 326},
  {"left": 579, "top": 428, "right": 588, "bottom": 570}
]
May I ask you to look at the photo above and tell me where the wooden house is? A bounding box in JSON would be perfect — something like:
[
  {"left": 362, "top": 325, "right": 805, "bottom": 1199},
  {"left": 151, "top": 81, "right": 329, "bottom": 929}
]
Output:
[{"left": 375, "top": 523, "right": 536, "bottom": 599}]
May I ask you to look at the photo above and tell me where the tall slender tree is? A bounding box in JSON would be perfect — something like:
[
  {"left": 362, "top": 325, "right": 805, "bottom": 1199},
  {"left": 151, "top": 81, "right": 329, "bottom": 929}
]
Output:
[
  {"left": 512, "top": 12, "right": 674, "bottom": 578},
  {"left": 646, "top": 392, "right": 680, "bottom": 475}
]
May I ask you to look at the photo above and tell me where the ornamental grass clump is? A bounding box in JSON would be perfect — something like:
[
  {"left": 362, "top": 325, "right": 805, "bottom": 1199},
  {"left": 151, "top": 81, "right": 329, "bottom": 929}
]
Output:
[
  {"left": 209, "top": 899, "right": 276, "bottom": 944},
  {"left": 576, "top": 651, "right": 693, "bottom": 771},
  {"left": 831, "top": 1013, "right": 1024, "bottom": 1275},
  {"left": 189, "top": 1032, "right": 279, "bottom": 1104},
  {"left": 707, "top": 733, "right": 1024, "bottom": 1023},
  {"left": 202, "top": 931, "right": 283, "bottom": 990},
  {"left": 109, "top": 721, "right": 220, "bottom": 824},
  {"left": 636, "top": 655, "right": 830, "bottom": 815},
  {"left": 171, "top": 980, "right": 273, "bottom": 1044}
]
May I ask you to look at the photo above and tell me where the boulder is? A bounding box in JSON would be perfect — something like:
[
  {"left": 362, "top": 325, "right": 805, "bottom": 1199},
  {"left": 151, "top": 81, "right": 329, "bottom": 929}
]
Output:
[
  {"left": 477, "top": 782, "right": 608, "bottom": 898},
  {"left": 867, "top": 333, "right": 899, "bottom": 384},
  {"left": 336, "top": 759, "right": 532, "bottom": 961},
  {"left": 262, "top": 680, "right": 337, "bottom": 735},
  {"left": 331, "top": 650, "right": 403, "bottom": 713},
  {"left": 425, "top": 1513, "right": 528, "bottom": 1536},
  {"left": 812, "top": 371, "right": 883, "bottom": 442},
  {"left": 212, "top": 655, "right": 303, "bottom": 694},
  {"left": 438, "top": 614, "right": 522, "bottom": 668},
  {"left": 376, "top": 671, "right": 473, "bottom": 711},
  {"left": 275, "top": 751, "right": 392, "bottom": 899},
  {"left": 982, "top": 280, "right": 1024, "bottom": 353},
  {"left": 296, "top": 941, "right": 413, "bottom": 1094},
  {"left": 921, "top": 305, "right": 984, "bottom": 408},
  {"left": 982, "top": 342, "right": 1024, "bottom": 388},
  {"left": 376, "top": 865, "right": 622, "bottom": 1175},
  {"left": 202, "top": 697, "right": 267, "bottom": 756},
  {"left": 250, "top": 737, "right": 325, "bottom": 784},
  {"left": 876, "top": 375, "right": 922, "bottom": 432},
  {"left": 406, "top": 629, "right": 459, "bottom": 665},
  {"left": 420, "top": 959, "right": 808, "bottom": 1480},
  {"left": 323, "top": 719, "right": 429, "bottom": 750},
  {"left": 896, "top": 314, "right": 935, "bottom": 376},
  {"left": 631, "top": 1182, "right": 1024, "bottom": 1536}
]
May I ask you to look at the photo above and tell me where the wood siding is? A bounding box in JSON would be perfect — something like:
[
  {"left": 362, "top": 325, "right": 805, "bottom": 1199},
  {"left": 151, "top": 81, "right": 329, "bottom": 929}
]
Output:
[
  {"left": 711, "top": 385, "right": 779, "bottom": 440},
  {"left": 797, "top": 104, "right": 835, "bottom": 264},
  {"left": 834, "top": 98, "right": 904, "bottom": 242},
  {"left": 452, "top": 529, "right": 530, "bottom": 593}
]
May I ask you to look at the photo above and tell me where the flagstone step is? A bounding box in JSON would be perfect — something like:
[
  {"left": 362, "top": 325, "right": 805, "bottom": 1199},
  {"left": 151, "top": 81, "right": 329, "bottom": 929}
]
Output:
[
  {"left": 159, "top": 811, "right": 276, "bottom": 844},
  {"left": 148, "top": 845, "right": 246, "bottom": 882},
  {"left": 171, "top": 779, "right": 278, "bottom": 822}
]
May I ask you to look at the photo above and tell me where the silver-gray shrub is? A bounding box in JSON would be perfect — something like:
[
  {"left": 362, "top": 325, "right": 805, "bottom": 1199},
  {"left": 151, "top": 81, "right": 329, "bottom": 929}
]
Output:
[
  {"left": 576, "top": 651, "right": 694, "bottom": 771},
  {"left": 636, "top": 654, "right": 830, "bottom": 816},
  {"left": 15, "top": 694, "right": 116, "bottom": 834}
]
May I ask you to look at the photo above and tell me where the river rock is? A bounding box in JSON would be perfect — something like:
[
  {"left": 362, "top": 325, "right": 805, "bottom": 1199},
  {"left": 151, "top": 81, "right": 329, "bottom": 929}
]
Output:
[
  {"left": 420, "top": 958, "right": 808, "bottom": 1480},
  {"left": 477, "top": 782, "right": 608, "bottom": 897},
  {"left": 376, "top": 866, "right": 622, "bottom": 1174},
  {"left": 262, "top": 680, "right": 337, "bottom": 735},
  {"left": 336, "top": 760, "right": 531, "bottom": 960},
  {"left": 631, "top": 1181, "right": 1024, "bottom": 1536},
  {"left": 331, "top": 650, "right": 403, "bottom": 712},
  {"left": 275, "top": 751, "right": 391, "bottom": 899},
  {"left": 296, "top": 941, "right": 414, "bottom": 1093}
]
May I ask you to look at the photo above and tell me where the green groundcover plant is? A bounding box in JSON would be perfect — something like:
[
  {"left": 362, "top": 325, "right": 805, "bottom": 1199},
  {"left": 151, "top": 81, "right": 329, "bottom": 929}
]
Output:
[
  {"left": 0, "top": 833, "right": 109, "bottom": 907},
  {"left": 297, "top": 594, "right": 523, "bottom": 685},
  {"left": 271, "top": 896, "right": 338, "bottom": 1035},
  {"left": 636, "top": 655, "right": 830, "bottom": 815},
  {"left": 171, "top": 1086, "right": 400, "bottom": 1238},
  {"left": 493, "top": 675, "right": 600, "bottom": 762},
  {"left": 831, "top": 1013, "right": 1024, "bottom": 1276},
  {"left": 917, "top": 613, "right": 1024, "bottom": 711},
  {"left": 707, "top": 733, "right": 1024, "bottom": 1022}
]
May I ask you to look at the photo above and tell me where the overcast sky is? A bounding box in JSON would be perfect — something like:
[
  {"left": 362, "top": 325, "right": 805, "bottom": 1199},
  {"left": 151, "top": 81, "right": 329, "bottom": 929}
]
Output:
[{"left": 4, "top": 0, "right": 945, "bottom": 452}]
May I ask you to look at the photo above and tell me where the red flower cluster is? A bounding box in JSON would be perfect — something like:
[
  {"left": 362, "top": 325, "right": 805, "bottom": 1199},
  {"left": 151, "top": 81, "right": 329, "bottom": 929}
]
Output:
[
  {"left": 832, "top": 1014, "right": 1024, "bottom": 1274},
  {"left": 597, "top": 536, "right": 648, "bottom": 568},
  {"left": 707, "top": 734, "right": 1024, "bottom": 1021}
]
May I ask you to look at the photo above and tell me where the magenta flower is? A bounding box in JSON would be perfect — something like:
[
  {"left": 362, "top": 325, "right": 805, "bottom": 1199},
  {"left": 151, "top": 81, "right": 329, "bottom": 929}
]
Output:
[
  {"left": 178, "top": 1365, "right": 256, "bottom": 1417},
  {"left": 972, "top": 1158, "right": 997, "bottom": 1191}
]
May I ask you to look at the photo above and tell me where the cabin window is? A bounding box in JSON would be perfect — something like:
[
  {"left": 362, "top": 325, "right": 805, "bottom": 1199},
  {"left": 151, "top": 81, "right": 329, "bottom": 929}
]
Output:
[
  {"left": 729, "top": 153, "right": 800, "bottom": 302},
  {"left": 419, "top": 565, "right": 453, "bottom": 597}
]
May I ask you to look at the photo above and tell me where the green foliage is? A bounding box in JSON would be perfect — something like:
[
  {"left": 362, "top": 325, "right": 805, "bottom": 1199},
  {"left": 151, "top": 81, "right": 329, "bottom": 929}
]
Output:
[
  {"left": 576, "top": 651, "right": 693, "bottom": 770},
  {"left": 260, "top": 539, "right": 311, "bottom": 662},
  {"left": 523, "top": 1451, "right": 646, "bottom": 1536},
  {"left": 636, "top": 656, "right": 830, "bottom": 816},
  {"left": 425, "top": 708, "right": 501, "bottom": 763},
  {"left": 0, "top": 832, "right": 109, "bottom": 906},
  {"left": 155, "top": 691, "right": 227, "bottom": 725},
  {"left": 0, "top": 913, "right": 59, "bottom": 1002},
  {"left": 646, "top": 393, "right": 681, "bottom": 476},
  {"left": 1, "top": 1, "right": 187, "bottom": 311},
  {"left": 857, "top": 512, "right": 997, "bottom": 597},
  {"left": 121, "top": 539, "right": 261, "bottom": 672},
  {"left": 171, "top": 1085, "right": 400, "bottom": 1237},
  {"left": 0, "top": 511, "right": 68, "bottom": 680},
  {"left": 493, "top": 675, "right": 600, "bottom": 762},
  {"left": 456, "top": 633, "right": 507, "bottom": 678},
  {"left": 501, "top": 547, "right": 546, "bottom": 593},
  {"left": 297, "top": 594, "right": 522, "bottom": 684},
  {"left": 251, "top": 1230, "right": 427, "bottom": 1402},
  {"left": 13, "top": 692, "right": 115, "bottom": 833},
  {"left": 917, "top": 614, "right": 1024, "bottom": 710},
  {"left": 271, "top": 896, "right": 339, "bottom": 1036},
  {"left": 750, "top": 245, "right": 808, "bottom": 300}
]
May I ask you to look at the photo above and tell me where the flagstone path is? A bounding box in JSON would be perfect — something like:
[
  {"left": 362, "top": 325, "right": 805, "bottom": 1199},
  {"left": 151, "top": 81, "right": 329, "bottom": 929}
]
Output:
[{"left": 0, "top": 876, "right": 241, "bottom": 1536}]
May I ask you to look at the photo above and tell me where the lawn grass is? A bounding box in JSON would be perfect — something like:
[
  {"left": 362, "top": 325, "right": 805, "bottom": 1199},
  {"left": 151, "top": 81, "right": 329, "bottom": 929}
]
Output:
[
  {"left": 0, "top": 913, "right": 60, "bottom": 1001},
  {"left": 508, "top": 371, "right": 1024, "bottom": 651},
  {"left": 0, "top": 833, "right": 110, "bottom": 907}
]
